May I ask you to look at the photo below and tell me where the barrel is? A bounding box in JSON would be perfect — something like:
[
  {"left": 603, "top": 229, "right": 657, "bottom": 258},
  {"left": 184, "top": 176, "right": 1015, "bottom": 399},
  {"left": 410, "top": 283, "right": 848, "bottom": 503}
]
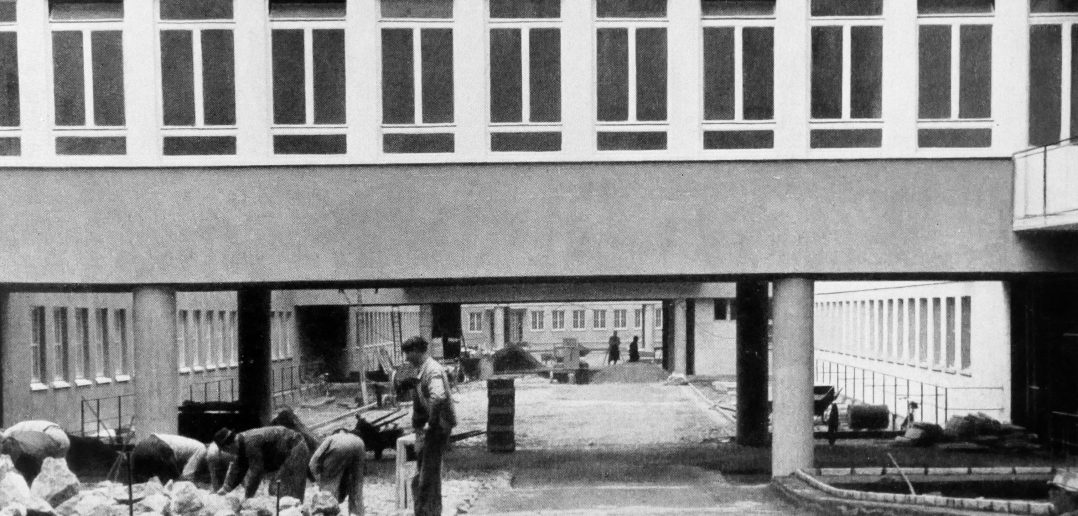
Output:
[
  {"left": 848, "top": 404, "right": 890, "bottom": 430},
  {"left": 487, "top": 378, "right": 515, "bottom": 452}
]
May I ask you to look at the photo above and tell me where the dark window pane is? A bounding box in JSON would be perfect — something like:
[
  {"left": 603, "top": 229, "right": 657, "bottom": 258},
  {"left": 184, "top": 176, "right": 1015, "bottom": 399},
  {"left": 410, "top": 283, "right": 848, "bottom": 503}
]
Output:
[
  {"left": 1072, "top": 26, "right": 1078, "bottom": 139},
  {"left": 703, "top": 27, "right": 734, "bottom": 120},
  {"left": 701, "top": 0, "right": 774, "bottom": 16},
  {"left": 959, "top": 25, "right": 991, "bottom": 119},
  {"left": 530, "top": 28, "right": 561, "bottom": 123},
  {"left": 703, "top": 130, "right": 773, "bottom": 149},
  {"left": 272, "top": 29, "right": 305, "bottom": 125},
  {"left": 49, "top": 0, "right": 123, "bottom": 20},
  {"left": 597, "top": 28, "right": 628, "bottom": 121},
  {"left": 163, "top": 136, "right": 236, "bottom": 155},
  {"left": 1032, "top": 0, "right": 1078, "bottom": 12},
  {"left": 91, "top": 31, "right": 124, "bottom": 126},
  {"left": 0, "top": 137, "right": 19, "bottom": 155},
  {"left": 381, "top": 29, "right": 414, "bottom": 124},
  {"left": 636, "top": 28, "right": 666, "bottom": 121},
  {"left": 383, "top": 133, "right": 454, "bottom": 152},
  {"left": 596, "top": 0, "right": 666, "bottom": 17},
  {"left": 160, "top": 30, "right": 195, "bottom": 126},
  {"left": 850, "top": 26, "right": 882, "bottom": 119},
  {"left": 0, "top": 32, "right": 19, "bottom": 127},
  {"left": 743, "top": 27, "right": 773, "bottom": 120},
  {"left": 0, "top": 1, "right": 15, "bottom": 22},
  {"left": 917, "top": 0, "right": 993, "bottom": 14},
  {"left": 491, "top": 132, "right": 561, "bottom": 151},
  {"left": 490, "top": 29, "right": 522, "bottom": 123},
  {"left": 421, "top": 29, "right": 453, "bottom": 124},
  {"left": 597, "top": 131, "right": 666, "bottom": 150},
  {"left": 269, "top": 0, "right": 345, "bottom": 18},
  {"left": 1029, "top": 24, "right": 1061, "bottom": 146},
  {"left": 810, "top": 128, "right": 882, "bottom": 148},
  {"left": 202, "top": 30, "right": 236, "bottom": 126},
  {"left": 56, "top": 136, "right": 126, "bottom": 154},
  {"left": 273, "top": 134, "right": 346, "bottom": 154},
  {"left": 490, "top": 0, "right": 560, "bottom": 18},
  {"left": 381, "top": 0, "right": 452, "bottom": 18},
  {"left": 161, "top": 0, "right": 233, "bottom": 20},
  {"left": 313, "top": 29, "right": 346, "bottom": 124},
  {"left": 811, "top": 26, "right": 842, "bottom": 119},
  {"left": 919, "top": 25, "right": 951, "bottom": 119},
  {"left": 53, "top": 31, "right": 85, "bottom": 126},
  {"left": 811, "top": 0, "right": 881, "bottom": 16},
  {"left": 918, "top": 128, "right": 992, "bottom": 147}
]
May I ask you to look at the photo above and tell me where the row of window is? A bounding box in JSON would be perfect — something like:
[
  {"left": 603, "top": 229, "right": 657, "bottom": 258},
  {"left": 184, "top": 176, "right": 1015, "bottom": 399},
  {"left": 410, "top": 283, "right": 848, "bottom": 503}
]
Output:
[
  {"left": 175, "top": 309, "right": 293, "bottom": 371},
  {"left": 814, "top": 297, "right": 974, "bottom": 374},
  {"left": 29, "top": 306, "right": 129, "bottom": 388},
  {"left": 1, "top": 0, "right": 1075, "bottom": 159},
  {"left": 466, "top": 306, "right": 666, "bottom": 332}
]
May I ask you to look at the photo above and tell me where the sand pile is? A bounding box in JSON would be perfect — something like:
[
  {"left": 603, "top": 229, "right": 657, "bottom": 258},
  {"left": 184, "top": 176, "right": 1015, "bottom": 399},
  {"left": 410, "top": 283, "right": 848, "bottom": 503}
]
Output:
[{"left": 492, "top": 345, "right": 544, "bottom": 373}]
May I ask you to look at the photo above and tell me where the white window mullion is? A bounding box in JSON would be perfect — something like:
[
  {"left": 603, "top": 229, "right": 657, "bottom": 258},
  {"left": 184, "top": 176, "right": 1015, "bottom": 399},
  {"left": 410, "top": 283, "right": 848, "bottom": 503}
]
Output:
[
  {"left": 733, "top": 25, "right": 744, "bottom": 121},
  {"left": 304, "top": 29, "right": 315, "bottom": 125},
  {"left": 521, "top": 28, "right": 531, "bottom": 123},
  {"left": 192, "top": 30, "right": 205, "bottom": 126},
  {"left": 950, "top": 24, "right": 961, "bottom": 120},
  {"left": 412, "top": 28, "right": 423, "bottom": 124},
  {"left": 627, "top": 27, "right": 637, "bottom": 122},
  {"left": 1063, "top": 23, "right": 1074, "bottom": 139},
  {"left": 841, "top": 25, "right": 852, "bottom": 120},
  {"left": 82, "top": 29, "right": 95, "bottom": 127}
]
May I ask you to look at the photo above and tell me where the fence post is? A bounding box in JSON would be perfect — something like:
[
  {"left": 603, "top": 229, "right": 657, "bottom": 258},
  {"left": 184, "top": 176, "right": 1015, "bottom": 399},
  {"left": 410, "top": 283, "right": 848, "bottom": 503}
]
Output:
[
  {"left": 81, "top": 402, "right": 85, "bottom": 437},
  {"left": 117, "top": 396, "right": 123, "bottom": 442},
  {"left": 935, "top": 386, "right": 940, "bottom": 424},
  {"left": 96, "top": 399, "right": 103, "bottom": 438},
  {"left": 944, "top": 388, "right": 949, "bottom": 423}
]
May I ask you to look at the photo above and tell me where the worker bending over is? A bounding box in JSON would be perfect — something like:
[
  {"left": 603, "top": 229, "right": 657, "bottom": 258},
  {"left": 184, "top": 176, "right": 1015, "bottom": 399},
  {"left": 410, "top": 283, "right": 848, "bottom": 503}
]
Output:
[
  {"left": 214, "top": 426, "right": 311, "bottom": 500},
  {"left": 309, "top": 428, "right": 366, "bottom": 516}
]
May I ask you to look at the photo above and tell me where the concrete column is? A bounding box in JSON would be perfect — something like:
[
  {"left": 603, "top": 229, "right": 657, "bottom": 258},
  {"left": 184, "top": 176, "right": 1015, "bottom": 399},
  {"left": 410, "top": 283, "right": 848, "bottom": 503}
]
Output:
[
  {"left": 493, "top": 306, "right": 506, "bottom": 349},
  {"left": 0, "top": 289, "right": 8, "bottom": 426},
  {"left": 418, "top": 304, "right": 434, "bottom": 343},
  {"left": 672, "top": 299, "right": 687, "bottom": 375},
  {"left": 237, "top": 288, "right": 272, "bottom": 426},
  {"left": 132, "top": 287, "right": 178, "bottom": 437},
  {"left": 642, "top": 304, "right": 653, "bottom": 350},
  {"left": 771, "top": 278, "right": 815, "bottom": 477},
  {"left": 736, "top": 281, "right": 770, "bottom": 447}
]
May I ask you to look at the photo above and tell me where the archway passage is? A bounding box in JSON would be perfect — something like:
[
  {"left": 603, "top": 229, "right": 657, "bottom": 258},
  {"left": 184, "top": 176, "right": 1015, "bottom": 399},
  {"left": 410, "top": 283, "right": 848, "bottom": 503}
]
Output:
[{"left": 297, "top": 305, "right": 350, "bottom": 381}]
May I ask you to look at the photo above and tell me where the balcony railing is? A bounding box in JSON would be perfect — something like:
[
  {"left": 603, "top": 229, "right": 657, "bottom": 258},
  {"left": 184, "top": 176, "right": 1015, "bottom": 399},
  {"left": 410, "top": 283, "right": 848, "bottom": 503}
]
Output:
[{"left": 1014, "top": 137, "right": 1078, "bottom": 230}]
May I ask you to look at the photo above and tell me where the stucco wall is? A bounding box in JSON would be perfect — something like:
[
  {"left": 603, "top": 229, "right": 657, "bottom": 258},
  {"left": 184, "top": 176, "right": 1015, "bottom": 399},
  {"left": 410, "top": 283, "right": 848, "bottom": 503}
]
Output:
[{"left": 0, "top": 160, "right": 1072, "bottom": 286}]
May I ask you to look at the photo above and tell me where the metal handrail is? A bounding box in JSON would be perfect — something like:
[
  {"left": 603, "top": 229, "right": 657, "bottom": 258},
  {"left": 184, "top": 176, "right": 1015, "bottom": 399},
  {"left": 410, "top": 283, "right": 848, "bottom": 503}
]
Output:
[
  {"left": 1013, "top": 136, "right": 1078, "bottom": 221},
  {"left": 80, "top": 393, "right": 134, "bottom": 445}
]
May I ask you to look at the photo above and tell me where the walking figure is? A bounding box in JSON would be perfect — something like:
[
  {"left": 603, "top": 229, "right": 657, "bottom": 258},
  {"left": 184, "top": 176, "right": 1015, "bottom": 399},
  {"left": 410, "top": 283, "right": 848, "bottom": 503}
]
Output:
[{"left": 607, "top": 331, "right": 621, "bottom": 365}]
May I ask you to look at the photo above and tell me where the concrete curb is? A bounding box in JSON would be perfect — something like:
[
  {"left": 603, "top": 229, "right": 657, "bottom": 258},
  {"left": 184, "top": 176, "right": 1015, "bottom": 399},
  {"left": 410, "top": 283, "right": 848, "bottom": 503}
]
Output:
[{"left": 775, "top": 469, "right": 1056, "bottom": 516}]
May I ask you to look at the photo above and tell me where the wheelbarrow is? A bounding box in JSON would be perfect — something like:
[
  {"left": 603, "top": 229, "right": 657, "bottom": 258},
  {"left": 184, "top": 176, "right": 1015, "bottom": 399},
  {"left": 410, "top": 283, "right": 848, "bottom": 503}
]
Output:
[
  {"left": 813, "top": 385, "right": 837, "bottom": 424},
  {"left": 353, "top": 409, "right": 408, "bottom": 460}
]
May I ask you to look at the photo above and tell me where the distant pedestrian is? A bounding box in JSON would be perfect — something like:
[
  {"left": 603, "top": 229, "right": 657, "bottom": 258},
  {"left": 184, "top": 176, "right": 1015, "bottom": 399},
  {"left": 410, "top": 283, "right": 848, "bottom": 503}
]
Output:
[
  {"left": 607, "top": 331, "right": 621, "bottom": 365},
  {"left": 309, "top": 429, "right": 365, "bottom": 516},
  {"left": 628, "top": 336, "right": 640, "bottom": 363}
]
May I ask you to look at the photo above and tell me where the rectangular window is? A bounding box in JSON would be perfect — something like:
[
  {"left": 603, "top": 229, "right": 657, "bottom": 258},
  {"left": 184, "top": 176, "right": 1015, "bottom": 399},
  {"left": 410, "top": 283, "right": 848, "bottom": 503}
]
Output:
[
  {"left": 918, "top": 8, "right": 993, "bottom": 147},
  {"left": 50, "top": 0, "right": 123, "bottom": 21},
  {"left": 918, "top": 299, "right": 928, "bottom": 365},
  {"left": 0, "top": 29, "right": 19, "bottom": 131},
  {"left": 634, "top": 308, "right": 642, "bottom": 327},
  {"left": 702, "top": 22, "right": 774, "bottom": 148},
  {"left": 219, "top": 311, "right": 230, "bottom": 367},
  {"left": 1029, "top": 20, "right": 1078, "bottom": 146},
  {"left": 177, "top": 310, "right": 188, "bottom": 370},
  {"left": 96, "top": 308, "right": 110, "bottom": 378},
  {"left": 594, "top": 309, "right": 607, "bottom": 329},
  {"left": 31, "top": 307, "right": 47, "bottom": 384},
  {"left": 74, "top": 308, "right": 90, "bottom": 380},
  {"left": 489, "top": 2, "right": 562, "bottom": 153},
  {"left": 931, "top": 298, "right": 942, "bottom": 367},
  {"left": 654, "top": 306, "right": 662, "bottom": 327},
  {"left": 193, "top": 310, "right": 203, "bottom": 368},
  {"left": 552, "top": 310, "right": 565, "bottom": 330},
  {"left": 895, "top": 299, "right": 905, "bottom": 362},
  {"left": 597, "top": 1, "right": 668, "bottom": 150},
  {"left": 206, "top": 308, "right": 219, "bottom": 367},
  {"left": 613, "top": 309, "right": 627, "bottom": 329},
  {"left": 1033, "top": 0, "right": 1078, "bottom": 12},
  {"left": 270, "top": 0, "right": 345, "bottom": 18},
  {"left": 960, "top": 296, "right": 972, "bottom": 370},
  {"left": 270, "top": 312, "right": 280, "bottom": 360},
  {"left": 572, "top": 309, "right": 586, "bottom": 329},
  {"left": 468, "top": 312, "right": 483, "bottom": 332},
  {"left": 530, "top": 310, "right": 545, "bottom": 330},
  {"left": 229, "top": 311, "right": 238, "bottom": 367},
  {"left": 284, "top": 312, "right": 293, "bottom": 358},
  {"left": 382, "top": 2, "right": 454, "bottom": 153},
  {"left": 113, "top": 308, "right": 127, "bottom": 376},
  {"left": 945, "top": 297, "right": 956, "bottom": 369},
  {"left": 810, "top": 3, "right": 882, "bottom": 148},
  {"left": 918, "top": 0, "right": 994, "bottom": 15},
  {"left": 53, "top": 308, "right": 70, "bottom": 382}
]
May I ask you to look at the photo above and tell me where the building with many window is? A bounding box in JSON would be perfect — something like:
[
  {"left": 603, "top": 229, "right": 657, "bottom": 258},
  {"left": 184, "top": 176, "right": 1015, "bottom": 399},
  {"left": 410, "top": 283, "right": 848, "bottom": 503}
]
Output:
[{"left": 5, "top": 0, "right": 1078, "bottom": 478}]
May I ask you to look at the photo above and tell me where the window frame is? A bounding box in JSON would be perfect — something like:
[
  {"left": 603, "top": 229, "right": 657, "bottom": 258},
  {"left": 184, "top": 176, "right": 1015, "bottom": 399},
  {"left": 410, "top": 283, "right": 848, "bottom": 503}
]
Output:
[
  {"left": 74, "top": 307, "right": 92, "bottom": 384},
  {"left": 571, "top": 309, "right": 586, "bottom": 329},
  {"left": 48, "top": 15, "right": 127, "bottom": 139},
  {"left": 0, "top": 11, "right": 19, "bottom": 143},
  {"left": 30, "top": 306, "right": 47, "bottom": 388},
  {"left": 52, "top": 307, "right": 70, "bottom": 385},
  {"left": 808, "top": 10, "right": 884, "bottom": 131},
  {"left": 551, "top": 309, "right": 565, "bottom": 330},
  {"left": 487, "top": 8, "right": 563, "bottom": 146},
  {"left": 94, "top": 307, "right": 112, "bottom": 382},
  {"left": 268, "top": 17, "right": 347, "bottom": 133},
  {"left": 530, "top": 309, "right": 545, "bottom": 330},
  {"left": 380, "top": 7, "right": 455, "bottom": 142},
  {"left": 468, "top": 311, "right": 483, "bottom": 332},
  {"left": 917, "top": 11, "right": 995, "bottom": 132},
  {"left": 593, "top": 309, "right": 607, "bottom": 329},
  {"left": 700, "top": 10, "right": 775, "bottom": 134},
  {"left": 1029, "top": 12, "right": 1078, "bottom": 145}
]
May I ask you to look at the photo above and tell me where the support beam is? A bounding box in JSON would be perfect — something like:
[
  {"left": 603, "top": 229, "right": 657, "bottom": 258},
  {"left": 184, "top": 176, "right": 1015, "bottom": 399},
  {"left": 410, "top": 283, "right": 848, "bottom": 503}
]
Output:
[
  {"left": 133, "top": 287, "right": 178, "bottom": 437},
  {"left": 0, "top": 289, "right": 8, "bottom": 427},
  {"left": 736, "top": 281, "right": 770, "bottom": 447},
  {"left": 493, "top": 306, "right": 506, "bottom": 350},
  {"left": 238, "top": 288, "right": 273, "bottom": 426},
  {"left": 672, "top": 299, "right": 688, "bottom": 374},
  {"left": 771, "top": 278, "right": 815, "bottom": 477}
]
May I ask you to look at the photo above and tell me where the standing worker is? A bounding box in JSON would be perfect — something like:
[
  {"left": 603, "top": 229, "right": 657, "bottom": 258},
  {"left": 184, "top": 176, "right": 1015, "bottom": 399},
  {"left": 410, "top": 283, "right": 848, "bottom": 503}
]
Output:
[
  {"left": 213, "top": 426, "right": 311, "bottom": 501},
  {"left": 309, "top": 428, "right": 366, "bottom": 516},
  {"left": 402, "top": 336, "right": 456, "bottom": 516},
  {"left": 628, "top": 336, "right": 640, "bottom": 363},
  {"left": 607, "top": 331, "right": 621, "bottom": 365}
]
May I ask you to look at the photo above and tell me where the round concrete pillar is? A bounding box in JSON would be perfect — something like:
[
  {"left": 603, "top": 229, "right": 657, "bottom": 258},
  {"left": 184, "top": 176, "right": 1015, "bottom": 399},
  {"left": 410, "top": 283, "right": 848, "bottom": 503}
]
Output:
[
  {"left": 771, "top": 278, "right": 814, "bottom": 477},
  {"left": 133, "top": 286, "right": 178, "bottom": 437}
]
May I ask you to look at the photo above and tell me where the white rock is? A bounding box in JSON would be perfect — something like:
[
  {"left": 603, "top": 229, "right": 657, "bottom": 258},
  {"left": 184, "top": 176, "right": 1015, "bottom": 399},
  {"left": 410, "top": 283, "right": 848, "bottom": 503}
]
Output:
[{"left": 30, "top": 458, "right": 80, "bottom": 508}]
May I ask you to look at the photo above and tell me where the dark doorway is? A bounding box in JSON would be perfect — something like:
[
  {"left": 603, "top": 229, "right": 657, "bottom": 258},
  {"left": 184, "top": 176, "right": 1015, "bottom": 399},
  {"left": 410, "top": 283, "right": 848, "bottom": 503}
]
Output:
[
  {"left": 662, "top": 299, "right": 674, "bottom": 371},
  {"left": 1011, "top": 279, "right": 1078, "bottom": 437},
  {"left": 685, "top": 299, "right": 695, "bottom": 375},
  {"left": 431, "top": 303, "right": 462, "bottom": 358},
  {"left": 297, "top": 305, "right": 349, "bottom": 381}
]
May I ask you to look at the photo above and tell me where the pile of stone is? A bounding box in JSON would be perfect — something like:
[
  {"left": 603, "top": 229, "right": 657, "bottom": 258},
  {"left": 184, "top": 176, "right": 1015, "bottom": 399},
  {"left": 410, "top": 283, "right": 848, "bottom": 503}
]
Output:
[{"left": 894, "top": 413, "right": 1038, "bottom": 450}]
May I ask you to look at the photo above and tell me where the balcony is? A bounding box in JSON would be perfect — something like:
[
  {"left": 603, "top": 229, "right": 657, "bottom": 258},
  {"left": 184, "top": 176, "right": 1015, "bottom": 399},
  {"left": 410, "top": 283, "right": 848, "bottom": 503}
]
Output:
[{"left": 1014, "top": 137, "right": 1078, "bottom": 231}]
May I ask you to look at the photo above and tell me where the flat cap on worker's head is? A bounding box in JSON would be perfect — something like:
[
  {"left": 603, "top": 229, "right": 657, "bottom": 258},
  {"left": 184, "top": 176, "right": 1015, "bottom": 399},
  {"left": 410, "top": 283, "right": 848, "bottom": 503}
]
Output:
[
  {"left": 213, "top": 428, "right": 236, "bottom": 447},
  {"left": 401, "top": 336, "right": 429, "bottom": 353}
]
